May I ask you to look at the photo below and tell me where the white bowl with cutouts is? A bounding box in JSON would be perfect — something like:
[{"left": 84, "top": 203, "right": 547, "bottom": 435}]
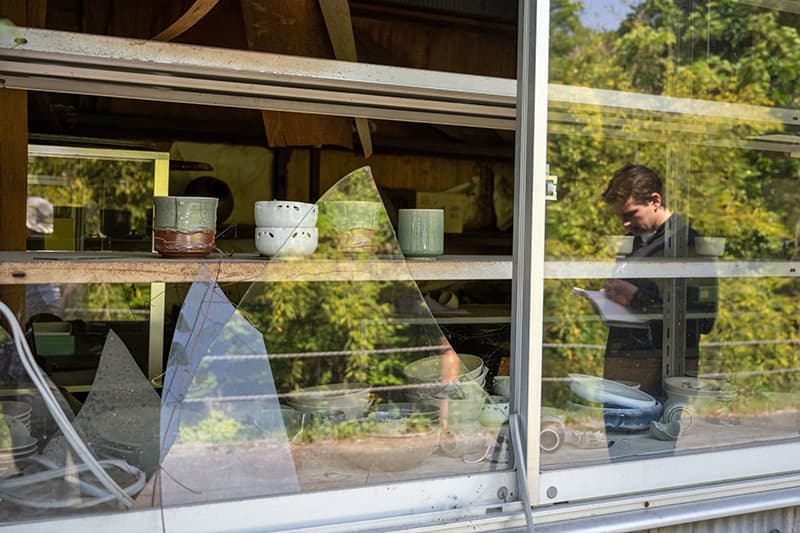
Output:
[
  {"left": 254, "top": 201, "right": 318, "bottom": 228},
  {"left": 255, "top": 226, "right": 318, "bottom": 257}
]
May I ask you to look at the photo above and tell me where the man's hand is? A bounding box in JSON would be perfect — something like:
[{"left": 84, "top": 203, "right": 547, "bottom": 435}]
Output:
[{"left": 602, "top": 279, "right": 639, "bottom": 307}]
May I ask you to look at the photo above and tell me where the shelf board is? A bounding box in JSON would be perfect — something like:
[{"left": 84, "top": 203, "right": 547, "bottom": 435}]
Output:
[
  {"left": 0, "top": 251, "right": 512, "bottom": 284},
  {"left": 544, "top": 259, "right": 800, "bottom": 279}
]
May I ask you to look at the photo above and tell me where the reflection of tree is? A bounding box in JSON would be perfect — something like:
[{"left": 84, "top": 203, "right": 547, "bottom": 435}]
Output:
[
  {"left": 543, "top": 0, "right": 800, "bottom": 407},
  {"left": 244, "top": 280, "right": 411, "bottom": 391},
  {"left": 27, "top": 156, "right": 154, "bottom": 237}
]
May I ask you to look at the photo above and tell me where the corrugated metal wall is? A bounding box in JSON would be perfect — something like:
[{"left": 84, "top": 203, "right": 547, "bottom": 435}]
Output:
[{"left": 649, "top": 506, "right": 799, "bottom": 533}]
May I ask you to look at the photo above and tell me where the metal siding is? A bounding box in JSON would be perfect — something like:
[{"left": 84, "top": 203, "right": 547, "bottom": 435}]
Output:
[{"left": 651, "top": 506, "right": 799, "bottom": 533}]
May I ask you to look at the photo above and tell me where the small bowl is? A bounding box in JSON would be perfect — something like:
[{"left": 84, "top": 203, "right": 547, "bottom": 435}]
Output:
[
  {"left": 695, "top": 236, "right": 726, "bottom": 256},
  {"left": 478, "top": 396, "right": 509, "bottom": 427},
  {"left": 603, "top": 235, "right": 634, "bottom": 255},
  {"left": 255, "top": 226, "right": 318, "bottom": 257},
  {"left": 492, "top": 375, "right": 510, "bottom": 399},
  {"left": 255, "top": 201, "right": 318, "bottom": 228}
]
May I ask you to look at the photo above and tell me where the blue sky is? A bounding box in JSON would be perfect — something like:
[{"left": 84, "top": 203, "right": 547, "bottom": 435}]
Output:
[{"left": 579, "top": 0, "right": 635, "bottom": 31}]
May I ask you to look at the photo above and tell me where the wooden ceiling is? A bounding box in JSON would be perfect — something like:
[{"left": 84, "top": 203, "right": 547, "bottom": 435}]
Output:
[{"left": 14, "top": 0, "right": 518, "bottom": 157}]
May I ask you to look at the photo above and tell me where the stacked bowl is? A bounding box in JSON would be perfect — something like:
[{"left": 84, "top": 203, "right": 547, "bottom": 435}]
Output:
[
  {"left": 1, "top": 401, "right": 31, "bottom": 434},
  {"left": 662, "top": 376, "right": 737, "bottom": 430},
  {"left": 403, "top": 353, "right": 488, "bottom": 426},
  {"left": 0, "top": 412, "right": 38, "bottom": 476},
  {"left": 254, "top": 201, "right": 319, "bottom": 258},
  {"left": 285, "top": 383, "right": 372, "bottom": 420}
]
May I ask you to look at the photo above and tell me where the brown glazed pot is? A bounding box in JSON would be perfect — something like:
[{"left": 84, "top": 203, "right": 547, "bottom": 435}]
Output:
[{"left": 154, "top": 229, "right": 216, "bottom": 258}]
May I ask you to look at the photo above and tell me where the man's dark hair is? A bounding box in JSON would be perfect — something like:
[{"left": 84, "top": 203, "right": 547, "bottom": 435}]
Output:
[{"left": 602, "top": 164, "right": 667, "bottom": 207}]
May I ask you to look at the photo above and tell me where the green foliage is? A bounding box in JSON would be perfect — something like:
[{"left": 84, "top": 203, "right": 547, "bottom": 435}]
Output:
[
  {"left": 298, "top": 414, "right": 433, "bottom": 443},
  {"left": 543, "top": 0, "right": 800, "bottom": 409},
  {"left": 179, "top": 409, "right": 254, "bottom": 444},
  {"left": 244, "top": 280, "right": 410, "bottom": 391},
  {"left": 27, "top": 156, "right": 155, "bottom": 238}
]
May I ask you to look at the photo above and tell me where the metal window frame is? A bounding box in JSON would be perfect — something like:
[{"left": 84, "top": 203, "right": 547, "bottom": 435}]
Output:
[
  {"left": 27, "top": 144, "right": 169, "bottom": 383},
  {"left": 3, "top": 11, "right": 800, "bottom": 529}
]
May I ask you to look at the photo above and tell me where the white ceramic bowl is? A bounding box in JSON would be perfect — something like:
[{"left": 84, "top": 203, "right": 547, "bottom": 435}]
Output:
[
  {"left": 254, "top": 201, "right": 318, "bottom": 228},
  {"left": 255, "top": 226, "right": 318, "bottom": 257},
  {"left": 695, "top": 236, "right": 726, "bottom": 256},
  {"left": 603, "top": 235, "right": 634, "bottom": 255}
]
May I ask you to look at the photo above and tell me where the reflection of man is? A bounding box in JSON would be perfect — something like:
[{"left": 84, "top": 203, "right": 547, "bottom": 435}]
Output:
[
  {"left": 26, "top": 196, "right": 62, "bottom": 318},
  {"left": 600, "top": 164, "right": 715, "bottom": 395}
]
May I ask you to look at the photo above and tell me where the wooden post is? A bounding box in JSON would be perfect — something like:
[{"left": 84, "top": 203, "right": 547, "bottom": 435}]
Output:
[
  {"left": 0, "top": 88, "right": 29, "bottom": 323},
  {"left": 0, "top": 0, "right": 47, "bottom": 324}
]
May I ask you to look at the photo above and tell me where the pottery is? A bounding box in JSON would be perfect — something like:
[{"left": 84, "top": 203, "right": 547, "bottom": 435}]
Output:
[
  {"left": 153, "top": 196, "right": 218, "bottom": 232},
  {"left": 540, "top": 422, "right": 564, "bottom": 453},
  {"left": 153, "top": 196, "right": 218, "bottom": 258},
  {"left": 567, "top": 400, "right": 663, "bottom": 433},
  {"left": 403, "top": 353, "right": 484, "bottom": 383},
  {"left": 154, "top": 228, "right": 216, "bottom": 258},
  {"left": 603, "top": 235, "right": 634, "bottom": 255},
  {"left": 255, "top": 226, "right": 318, "bottom": 257},
  {"left": 398, "top": 208, "right": 444, "bottom": 257},
  {"left": 569, "top": 374, "right": 658, "bottom": 409},
  {"left": 254, "top": 200, "right": 318, "bottom": 228},
  {"left": 478, "top": 397, "right": 509, "bottom": 427},
  {"left": 323, "top": 200, "right": 383, "bottom": 230},
  {"left": 322, "top": 201, "right": 385, "bottom": 254},
  {"left": 649, "top": 419, "right": 683, "bottom": 441},
  {"left": 695, "top": 236, "right": 726, "bottom": 256},
  {"left": 663, "top": 376, "right": 736, "bottom": 410},
  {"left": 492, "top": 375, "right": 511, "bottom": 399},
  {"left": 661, "top": 400, "right": 697, "bottom": 431},
  {"left": 286, "top": 383, "right": 372, "bottom": 420},
  {"left": 333, "top": 430, "right": 439, "bottom": 472}
]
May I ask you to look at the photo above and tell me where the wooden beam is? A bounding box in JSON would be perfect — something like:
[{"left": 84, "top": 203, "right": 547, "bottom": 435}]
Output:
[
  {"left": 318, "top": 0, "right": 373, "bottom": 158},
  {"left": 239, "top": 0, "right": 354, "bottom": 149},
  {"left": 152, "top": 0, "right": 220, "bottom": 41}
]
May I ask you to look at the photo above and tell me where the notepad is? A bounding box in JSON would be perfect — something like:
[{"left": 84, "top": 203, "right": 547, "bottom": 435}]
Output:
[{"left": 573, "top": 287, "right": 650, "bottom": 328}]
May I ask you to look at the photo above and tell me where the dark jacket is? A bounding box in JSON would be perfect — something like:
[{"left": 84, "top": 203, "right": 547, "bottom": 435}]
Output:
[{"left": 605, "top": 214, "right": 717, "bottom": 360}]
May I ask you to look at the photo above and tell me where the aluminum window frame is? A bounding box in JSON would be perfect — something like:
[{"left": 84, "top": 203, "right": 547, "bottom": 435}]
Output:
[{"left": 3, "top": 4, "right": 800, "bottom": 527}]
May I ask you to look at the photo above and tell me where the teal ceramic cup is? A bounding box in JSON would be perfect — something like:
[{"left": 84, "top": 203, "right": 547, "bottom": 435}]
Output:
[
  {"left": 397, "top": 208, "right": 444, "bottom": 257},
  {"left": 153, "top": 196, "right": 218, "bottom": 231}
]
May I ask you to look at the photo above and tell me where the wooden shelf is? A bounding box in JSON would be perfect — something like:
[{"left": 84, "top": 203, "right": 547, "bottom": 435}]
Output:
[{"left": 0, "top": 251, "right": 512, "bottom": 284}]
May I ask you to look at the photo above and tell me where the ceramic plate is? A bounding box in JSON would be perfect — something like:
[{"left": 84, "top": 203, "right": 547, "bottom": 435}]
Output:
[{"left": 568, "top": 374, "right": 657, "bottom": 409}]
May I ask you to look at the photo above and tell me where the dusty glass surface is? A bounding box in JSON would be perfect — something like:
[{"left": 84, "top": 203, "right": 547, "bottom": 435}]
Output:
[
  {"left": 543, "top": 0, "right": 800, "bottom": 469},
  {"left": 157, "top": 167, "right": 511, "bottom": 505}
]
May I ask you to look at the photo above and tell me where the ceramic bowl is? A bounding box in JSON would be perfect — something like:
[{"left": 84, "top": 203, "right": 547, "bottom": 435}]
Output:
[
  {"left": 492, "top": 375, "right": 510, "bottom": 399},
  {"left": 254, "top": 201, "right": 318, "bottom": 228},
  {"left": 255, "top": 226, "right": 318, "bottom": 257},
  {"left": 540, "top": 422, "right": 564, "bottom": 453},
  {"left": 695, "top": 236, "right": 726, "bottom": 256},
  {"left": 478, "top": 396, "right": 509, "bottom": 427},
  {"left": 569, "top": 374, "right": 657, "bottom": 409},
  {"left": 603, "top": 235, "right": 634, "bottom": 255},
  {"left": 333, "top": 430, "right": 439, "bottom": 472},
  {"left": 566, "top": 400, "right": 663, "bottom": 433},
  {"left": 369, "top": 402, "right": 439, "bottom": 423},
  {"left": 403, "top": 353, "right": 484, "bottom": 383},
  {"left": 285, "top": 383, "right": 372, "bottom": 419}
]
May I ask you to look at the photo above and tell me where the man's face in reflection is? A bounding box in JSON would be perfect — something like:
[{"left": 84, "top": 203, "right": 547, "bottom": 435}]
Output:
[{"left": 612, "top": 193, "right": 663, "bottom": 236}]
